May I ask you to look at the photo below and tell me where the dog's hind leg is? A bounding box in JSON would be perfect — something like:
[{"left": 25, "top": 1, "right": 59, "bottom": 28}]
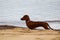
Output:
[{"left": 43, "top": 26, "right": 50, "bottom": 30}]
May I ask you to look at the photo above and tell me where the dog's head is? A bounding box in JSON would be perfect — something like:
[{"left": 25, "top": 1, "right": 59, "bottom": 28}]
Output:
[{"left": 21, "top": 15, "right": 29, "bottom": 21}]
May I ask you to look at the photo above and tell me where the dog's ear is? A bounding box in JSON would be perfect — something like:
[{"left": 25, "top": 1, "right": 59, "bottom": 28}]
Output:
[{"left": 24, "top": 15, "right": 29, "bottom": 17}]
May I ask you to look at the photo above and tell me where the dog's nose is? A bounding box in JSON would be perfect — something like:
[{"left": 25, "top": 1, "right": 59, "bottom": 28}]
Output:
[
  {"left": 21, "top": 18, "right": 22, "bottom": 20},
  {"left": 21, "top": 18, "right": 23, "bottom": 20}
]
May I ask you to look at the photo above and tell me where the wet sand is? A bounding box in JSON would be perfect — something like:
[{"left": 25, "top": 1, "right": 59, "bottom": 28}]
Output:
[{"left": 0, "top": 25, "right": 60, "bottom": 40}]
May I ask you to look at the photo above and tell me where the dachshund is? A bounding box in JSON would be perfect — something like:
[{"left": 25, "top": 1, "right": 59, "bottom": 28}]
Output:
[{"left": 21, "top": 15, "right": 53, "bottom": 30}]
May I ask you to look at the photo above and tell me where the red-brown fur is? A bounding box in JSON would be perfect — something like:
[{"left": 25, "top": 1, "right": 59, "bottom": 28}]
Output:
[{"left": 21, "top": 15, "right": 53, "bottom": 30}]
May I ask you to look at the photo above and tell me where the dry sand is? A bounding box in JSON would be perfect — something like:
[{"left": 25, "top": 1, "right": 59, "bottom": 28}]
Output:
[{"left": 0, "top": 25, "right": 60, "bottom": 40}]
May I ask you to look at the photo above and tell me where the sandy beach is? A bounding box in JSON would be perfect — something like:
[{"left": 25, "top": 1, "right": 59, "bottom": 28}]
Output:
[{"left": 0, "top": 25, "right": 60, "bottom": 40}]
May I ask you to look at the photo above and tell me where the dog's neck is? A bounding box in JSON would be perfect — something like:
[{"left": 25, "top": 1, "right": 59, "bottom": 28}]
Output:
[
  {"left": 25, "top": 18, "right": 31, "bottom": 24},
  {"left": 26, "top": 16, "right": 30, "bottom": 22},
  {"left": 26, "top": 19, "right": 30, "bottom": 23}
]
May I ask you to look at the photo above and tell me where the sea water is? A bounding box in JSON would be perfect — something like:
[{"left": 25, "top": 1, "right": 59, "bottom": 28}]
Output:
[{"left": 0, "top": 0, "right": 60, "bottom": 29}]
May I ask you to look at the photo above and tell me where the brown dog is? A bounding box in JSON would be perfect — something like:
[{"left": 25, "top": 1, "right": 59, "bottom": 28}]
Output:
[{"left": 21, "top": 15, "right": 53, "bottom": 30}]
